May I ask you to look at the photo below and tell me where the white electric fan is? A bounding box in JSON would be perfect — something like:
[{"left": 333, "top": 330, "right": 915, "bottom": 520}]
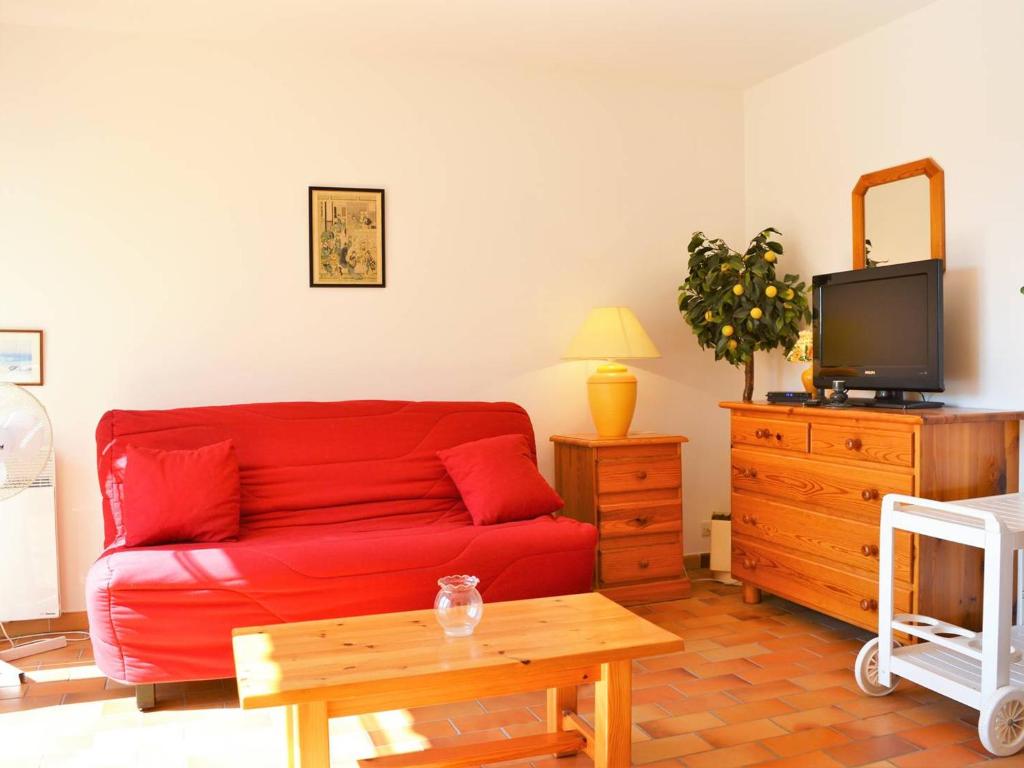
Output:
[{"left": 0, "top": 382, "right": 60, "bottom": 686}]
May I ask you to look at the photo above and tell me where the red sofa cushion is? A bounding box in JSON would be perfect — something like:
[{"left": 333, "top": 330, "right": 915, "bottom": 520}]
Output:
[
  {"left": 438, "top": 434, "right": 564, "bottom": 525},
  {"left": 87, "top": 510, "right": 597, "bottom": 684},
  {"left": 95, "top": 401, "right": 539, "bottom": 548},
  {"left": 122, "top": 441, "right": 241, "bottom": 547}
]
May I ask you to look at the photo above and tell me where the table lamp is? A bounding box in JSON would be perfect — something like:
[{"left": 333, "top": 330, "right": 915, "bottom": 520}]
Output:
[{"left": 563, "top": 307, "right": 661, "bottom": 437}]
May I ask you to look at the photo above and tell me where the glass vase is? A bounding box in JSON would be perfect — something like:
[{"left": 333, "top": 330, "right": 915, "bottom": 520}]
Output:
[{"left": 434, "top": 575, "right": 483, "bottom": 637}]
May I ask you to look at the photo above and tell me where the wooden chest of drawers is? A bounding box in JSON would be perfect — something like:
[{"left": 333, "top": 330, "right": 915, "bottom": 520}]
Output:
[
  {"left": 551, "top": 433, "right": 689, "bottom": 605},
  {"left": 722, "top": 402, "right": 1022, "bottom": 631}
]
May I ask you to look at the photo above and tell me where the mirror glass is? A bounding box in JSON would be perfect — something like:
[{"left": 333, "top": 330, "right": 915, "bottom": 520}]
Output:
[{"left": 863, "top": 175, "right": 930, "bottom": 267}]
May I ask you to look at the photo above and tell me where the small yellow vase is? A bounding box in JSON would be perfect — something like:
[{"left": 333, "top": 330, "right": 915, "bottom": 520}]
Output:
[{"left": 801, "top": 366, "right": 816, "bottom": 395}]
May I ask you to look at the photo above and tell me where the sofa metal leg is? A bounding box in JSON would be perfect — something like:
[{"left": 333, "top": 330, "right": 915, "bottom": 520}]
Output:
[{"left": 136, "top": 684, "right": 156, "bottom": 711}]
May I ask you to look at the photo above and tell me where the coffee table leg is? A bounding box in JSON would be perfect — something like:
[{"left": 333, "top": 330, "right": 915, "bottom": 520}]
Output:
[
  {"left": 594, "top": 660, "right": 631, "bottom": 768},
  {"left": 546, "top": 685, "right": 579, "bottom": 757},
  {"left": 286, "top": 701, "right": 330, "bottom": 768}
]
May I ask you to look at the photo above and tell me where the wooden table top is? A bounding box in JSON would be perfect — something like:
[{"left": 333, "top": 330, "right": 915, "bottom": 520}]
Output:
[{"left": 232, "top": 592, "right": 683, "bottom": 710}]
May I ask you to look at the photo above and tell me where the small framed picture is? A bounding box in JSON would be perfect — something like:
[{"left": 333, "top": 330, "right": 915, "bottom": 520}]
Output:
[
  {"left": 309, "top": 187, "right": 385, "bottom": 287},
  {"left": 0, "top": 329, "right": 44, "bottom": 386}
]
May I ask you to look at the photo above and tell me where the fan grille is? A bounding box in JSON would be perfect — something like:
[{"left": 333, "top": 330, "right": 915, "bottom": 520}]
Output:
[{"left": 0, "top": 383, "right": 53, "bottom": 501}]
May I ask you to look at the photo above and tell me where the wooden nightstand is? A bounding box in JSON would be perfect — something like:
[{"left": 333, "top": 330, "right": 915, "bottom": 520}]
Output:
[{"left": 550, "top": 433, "right": 690, "bottom": 605}]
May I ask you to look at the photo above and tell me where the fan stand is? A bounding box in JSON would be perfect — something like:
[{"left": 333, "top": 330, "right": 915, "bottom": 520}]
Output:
[{"left": 0, "top": 636, "right": 68, "bottom": 686}]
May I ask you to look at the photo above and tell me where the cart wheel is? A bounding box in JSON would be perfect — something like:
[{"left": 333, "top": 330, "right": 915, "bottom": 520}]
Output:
[
  {"left": 980, "top": 687, "right": 1024, "bottom": 756},
  {"left": 854, "top": 637, "right": 900, "bottom": 696}
]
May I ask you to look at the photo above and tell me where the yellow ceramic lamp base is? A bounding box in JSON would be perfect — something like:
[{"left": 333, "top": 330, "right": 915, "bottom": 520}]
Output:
[{"left": 587, "top": 362, "right": 637, "bottom": 438}]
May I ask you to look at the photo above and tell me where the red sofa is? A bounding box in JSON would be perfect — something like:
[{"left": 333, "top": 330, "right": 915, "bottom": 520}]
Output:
[{"left": 85, "top": 400, "right": 597, "bottom": 687}]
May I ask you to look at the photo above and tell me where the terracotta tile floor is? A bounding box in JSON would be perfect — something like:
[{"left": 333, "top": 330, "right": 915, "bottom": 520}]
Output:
[{"left": 0, "top": 573, "right": 1017, "bottom": 766}]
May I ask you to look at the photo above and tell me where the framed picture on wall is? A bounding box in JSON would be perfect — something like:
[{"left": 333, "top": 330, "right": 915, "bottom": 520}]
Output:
[
  {"left": 0, "top": 329, "right": 44, "bottom": 386},
  {"left": 309, "top": 187, "right": 385, "bottom": 287}
]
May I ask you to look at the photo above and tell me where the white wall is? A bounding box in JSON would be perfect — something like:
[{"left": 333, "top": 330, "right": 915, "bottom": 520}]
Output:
[
  {"left": 745, "top": 0, "right": 1024, "bottom": 407},
  {"left": 1, "top": 22, "right": 746, "bottom": 611}
]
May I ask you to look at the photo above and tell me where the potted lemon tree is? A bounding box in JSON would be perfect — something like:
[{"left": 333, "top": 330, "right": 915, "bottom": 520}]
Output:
[{"left": 678, "top": 228, "right": 810, "bottom": 402}]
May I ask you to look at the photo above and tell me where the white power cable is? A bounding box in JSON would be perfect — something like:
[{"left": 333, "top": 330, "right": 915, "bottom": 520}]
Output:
[{"left": 0, "top": 621, "right": 90, "bottom": 647}]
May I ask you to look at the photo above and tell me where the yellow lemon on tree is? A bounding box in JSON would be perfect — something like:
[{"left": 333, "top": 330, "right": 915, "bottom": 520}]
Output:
[
  {"left": 783, "top": 288, "right": 795, "bottom": 300},
  {"left": 722, "top": 325, "right": 734, "bottom": 337},
  {"left": 727, "top": 339, "right": 738, "bottom": 351},
  {"left": 750, "top": 307, "right": 763, "bottom": 320},
  {"left": 764, "top": 252, "right": 777, "bottom": 263},
  {"left": 732, "top": 284, "right": 744, "bottom": 296},
  {"left": 765, "top": 285, "right": 778, "bottom": 298},
  {"left": 704, "top": 310, "right": 714, "bottom": 322}
]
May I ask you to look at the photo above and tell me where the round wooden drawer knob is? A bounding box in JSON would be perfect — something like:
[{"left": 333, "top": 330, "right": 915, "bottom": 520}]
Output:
[
  {"left": 740, "top": 467, "right": 758, "bottom": 479},
  {"left": 860, "top": 598, "right": 878, "bottom": 611},
  {"left": 861, "top": 488, "right": 879, "bottom": 501},
  {"left": 636, "top": 470, "right": 648, "bottom": 480},
  {"left": 741, "top": 514, "right": 750, "bottom": 524},
  {"left": 743, "top": 558, "right": 757, "bottom": 570},
  {"left": 638, "top": 559, "right": 650, "bottom": 569},
  {"left": 861, "top": 544, "right": 879, "bottom": 557},
  {"left": 845, "top": 438, "right": 863, "bottom": 451},
  {"left": 775, "top": 433, "right": 783, "bottom": 441},
  {"left": 633, "top": 516, "right": 650, "bottom": 527}
]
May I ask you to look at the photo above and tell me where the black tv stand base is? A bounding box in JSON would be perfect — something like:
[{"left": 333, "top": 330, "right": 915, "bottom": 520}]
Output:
[{"left": 845, "top": 389, "right": 944, "bottom": 410}]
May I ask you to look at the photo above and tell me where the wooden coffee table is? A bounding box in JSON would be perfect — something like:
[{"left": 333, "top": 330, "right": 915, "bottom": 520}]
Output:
[{"left": 232, "top": 592, "right": 682, "bottom": 768}]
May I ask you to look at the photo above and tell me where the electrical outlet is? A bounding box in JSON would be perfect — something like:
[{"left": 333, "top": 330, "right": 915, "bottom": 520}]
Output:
[{"left": 700, "top": 521, "right": 712, "bottom": 538}]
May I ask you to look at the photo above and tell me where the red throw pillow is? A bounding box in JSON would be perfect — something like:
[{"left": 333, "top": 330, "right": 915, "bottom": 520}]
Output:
[
  {"left": 122, "top": 440, "right": 241, "bottom": 547},
  {"left": 438, "top": 434, "right": 564, "bottom": 525}
]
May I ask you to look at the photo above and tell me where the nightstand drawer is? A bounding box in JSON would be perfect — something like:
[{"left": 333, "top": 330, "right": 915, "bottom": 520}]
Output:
[
  {"left": 732, "top": 415, "right": 809, "bottom": 453},
  {"left": 811, "top": 424, "right": 914, "bottom": 467},
  {"left": 598, "top": 443, "right": 679, "bottom": 461},
  {"left": 597, "top": 458, "right": 680, "bottom": 495},
  {"left": 600, "top": 544, "right": 682, "bottom": 584},
  {"left": 599, "top": 502, "right": 681, "bottom": 538}
]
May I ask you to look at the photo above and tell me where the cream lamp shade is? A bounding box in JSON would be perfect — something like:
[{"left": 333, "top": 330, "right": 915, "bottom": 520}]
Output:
[
  {"left": 563, "top": 307, "right": 661, "bottom": 361},
  {"left": 563, "top": 307, "right": 660, "bottom": 438}
]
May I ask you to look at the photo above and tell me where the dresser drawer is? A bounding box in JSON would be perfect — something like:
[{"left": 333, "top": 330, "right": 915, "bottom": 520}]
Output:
[
  {"left": 597, "top": 457, "right": 680, "bottom": 495},
  {"left": 811, "top": 424, "right": 914, "bottom": 468},
  {"left": 732, "top": 494, "right": 913, "bottom": 583},
  {"left": 600, "top": 543, "right": 682, "bottom": 584},
  {"left": 731, "top": 448, "right": 914, "bottom": 520},
  {"left": 732, "top": 415, "right": 809, "bottom": 454},
  {"left": 599, "top": 502, "right": 681, "bottom": 538},
  {"left": 732, "top": 537, "right": 912, "bottom": 630}
]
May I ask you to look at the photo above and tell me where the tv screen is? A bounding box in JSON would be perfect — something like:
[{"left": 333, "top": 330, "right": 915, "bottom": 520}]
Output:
[{"left": 813, "top": 259, "right": 943, "bottom": 393}]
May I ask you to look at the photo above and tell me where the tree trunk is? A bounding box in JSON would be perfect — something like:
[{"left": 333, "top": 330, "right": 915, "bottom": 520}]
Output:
[{"left": 742, "top": 356, "right": 755, "bottom": 402}]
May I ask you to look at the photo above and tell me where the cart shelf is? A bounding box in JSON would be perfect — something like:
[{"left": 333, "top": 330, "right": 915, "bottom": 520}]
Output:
[{"left": 892, "top": 633, "right": 1024, "bottom": 710}]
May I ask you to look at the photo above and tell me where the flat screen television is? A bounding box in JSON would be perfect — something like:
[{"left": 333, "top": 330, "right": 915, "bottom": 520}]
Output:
[{"left": 812, "top": 259, "right": 943, "bottom": 408}]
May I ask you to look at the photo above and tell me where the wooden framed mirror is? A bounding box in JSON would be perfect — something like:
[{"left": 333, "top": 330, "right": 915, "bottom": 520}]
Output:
[{"left": 852, "top": 157, "right": 945, "bottom": 269}]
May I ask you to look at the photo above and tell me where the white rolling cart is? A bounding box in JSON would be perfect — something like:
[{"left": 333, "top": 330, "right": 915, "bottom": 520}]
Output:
[{"left": 855, "top": 492, "right": 1024, "bottom": 756}]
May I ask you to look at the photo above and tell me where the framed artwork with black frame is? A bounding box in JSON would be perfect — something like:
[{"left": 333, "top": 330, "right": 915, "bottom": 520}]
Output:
[
  {"left": 0, "top": 329, "right": 44, "bottom": 386},
  {"left": 309, "top": 187, "right": 385, "bottom": 287}
]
